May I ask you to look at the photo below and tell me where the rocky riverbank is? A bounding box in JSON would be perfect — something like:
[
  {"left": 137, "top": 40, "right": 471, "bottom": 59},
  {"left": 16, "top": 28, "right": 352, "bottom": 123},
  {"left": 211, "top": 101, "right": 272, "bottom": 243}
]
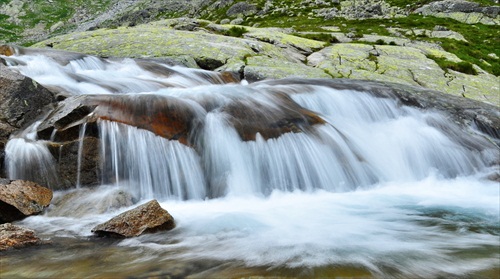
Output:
[
  {"left": 22, "top": 17, "right": 498, "bottom": 106},
  {"left": 1, "top": 1, "right": 498, "bottom": 103}
]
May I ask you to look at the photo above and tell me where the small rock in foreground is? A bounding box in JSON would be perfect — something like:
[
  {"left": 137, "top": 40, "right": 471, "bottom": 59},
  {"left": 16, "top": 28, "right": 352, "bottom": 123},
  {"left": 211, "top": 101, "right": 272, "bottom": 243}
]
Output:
[
  {"left": 92, "top": 200, "right": 175, "bottom": 238},
  {"left": 0, "top": 223, "right": 42, "bottom": 251}
]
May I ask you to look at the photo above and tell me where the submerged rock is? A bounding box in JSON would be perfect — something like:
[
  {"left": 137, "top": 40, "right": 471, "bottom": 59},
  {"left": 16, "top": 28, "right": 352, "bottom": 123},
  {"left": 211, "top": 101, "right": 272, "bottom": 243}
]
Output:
[
  {"left": 92, "top": 200, "right": 175, "bottom": 238},
  {"left": 0, "top": 179, "right": 53, "bottom": 223},
  {"left": 47, "top": 187, "right": 134, "bottom": 218},
  {"left": 0, "top": 223, "right": 42, "bottom": 251}
]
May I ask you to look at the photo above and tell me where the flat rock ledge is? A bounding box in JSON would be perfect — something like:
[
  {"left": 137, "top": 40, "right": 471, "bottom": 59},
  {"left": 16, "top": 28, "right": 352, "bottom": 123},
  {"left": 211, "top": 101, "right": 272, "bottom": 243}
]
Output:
[
  {"left": 0, "top": 223, "right": 42, "bottom": 251},
  {"left": 0, "top": 179, "right": 53, "bottom": 223},
  {"left": 92, "top": 200, "right": 175, "bottom": 238}
]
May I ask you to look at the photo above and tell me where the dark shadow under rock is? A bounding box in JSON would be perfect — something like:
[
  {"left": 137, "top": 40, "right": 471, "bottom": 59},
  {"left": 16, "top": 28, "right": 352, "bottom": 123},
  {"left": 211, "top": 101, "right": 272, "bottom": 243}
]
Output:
[{"left": 0, "top": 179, "right": 53, "bottom": 223}]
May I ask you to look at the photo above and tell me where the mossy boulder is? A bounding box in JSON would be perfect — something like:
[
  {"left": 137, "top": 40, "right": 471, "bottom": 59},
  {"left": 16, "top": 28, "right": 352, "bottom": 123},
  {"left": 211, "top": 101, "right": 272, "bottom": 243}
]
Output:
[
  {"left": 243, "top": 27, "right": 327, "bottom": 55},
  {"left": 414, "top": 0, "right": 500, "bottom": 25},
  {"left": 30, "top": 19, "right": 498, "bottom": 106},
  {"left": 307, "top": 43, "right": 499, "bottom": 105},
  {"left": 32, "top": 21, "right": 298, "bottom": 70}
]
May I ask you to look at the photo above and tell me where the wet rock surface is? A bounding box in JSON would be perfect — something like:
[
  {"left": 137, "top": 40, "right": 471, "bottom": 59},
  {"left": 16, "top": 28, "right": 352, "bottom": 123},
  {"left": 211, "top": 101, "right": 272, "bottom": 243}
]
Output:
[
  {"left": 0, "top": 179, "right": 53, "bottom": 223},
  {"left": 0, "top": 63, "right": 56, "bottom": 176},
  {"left": 48, "top": 137, "right": 101, "bottom": 189},
  {"left": 0, "top": 64, "right": 56, "bottom": 129},
  {"left": 268, "top": 78, "right": 500, "bottom": 145},
  {"left": 92, "top": 199, "right": 175, "bottom": 237},
  {"left": 0, "top": 223, "right": 42, "bottom": 251},
  {"left": 47, "top": 187, "right": 133, "bottom": 218}
]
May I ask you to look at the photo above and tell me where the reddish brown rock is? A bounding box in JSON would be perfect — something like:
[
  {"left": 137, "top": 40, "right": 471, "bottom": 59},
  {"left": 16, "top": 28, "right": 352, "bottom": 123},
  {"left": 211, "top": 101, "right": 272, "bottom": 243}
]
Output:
[
  {"left": 222, "top": 93, "right": 325, "bottom": 141},
  {"left": 92, "top": 200, "right": 175, "bottom": 238},
  {"left": 0, "top": 45, "right": 15, "bottom": 56},
  {"left": 86, "top": 95, "right": 198, "bottom": 145},
  {"left": 0, "top": 179, "right": 53, "bottom": 223},
  {"left": 0, "top": 223, "right": 42, "bottom": 251}
]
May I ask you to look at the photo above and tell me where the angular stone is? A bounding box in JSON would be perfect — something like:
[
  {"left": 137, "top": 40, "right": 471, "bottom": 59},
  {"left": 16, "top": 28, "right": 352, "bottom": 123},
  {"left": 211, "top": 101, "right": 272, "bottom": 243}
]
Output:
[
  {"left": 0, "top": 64, "right": 56, "bottom": 129},
  {"left": 92, "top": 200, "right": 175, "bottom": 238},
  {"left": 0, "top": 223, "right": 42, "bottom": 251},
  {"left": 0, "top": 179, "right": 53, "bottom": 223}
]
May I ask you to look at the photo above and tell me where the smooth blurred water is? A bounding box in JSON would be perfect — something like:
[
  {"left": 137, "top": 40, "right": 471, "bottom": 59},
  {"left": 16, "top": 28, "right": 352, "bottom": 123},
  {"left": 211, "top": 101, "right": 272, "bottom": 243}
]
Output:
[{"left": 2, "top": 49, "right": 499, "bottom": 278}]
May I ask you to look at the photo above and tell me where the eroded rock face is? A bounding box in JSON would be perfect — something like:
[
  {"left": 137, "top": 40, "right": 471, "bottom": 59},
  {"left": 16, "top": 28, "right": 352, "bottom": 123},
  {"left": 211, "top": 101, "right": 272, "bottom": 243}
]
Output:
[
  {"left": 0, "top": 223, "right": 42, "bottom": 251},
  {"left": 92, "top": 200, "right": 175, "bottom": 238},
  {"left": 0, "top": 179, "right": 53, "bottom": 223},
  {"left": 306, "top": 43, "right": 499, "bottom": 106}
]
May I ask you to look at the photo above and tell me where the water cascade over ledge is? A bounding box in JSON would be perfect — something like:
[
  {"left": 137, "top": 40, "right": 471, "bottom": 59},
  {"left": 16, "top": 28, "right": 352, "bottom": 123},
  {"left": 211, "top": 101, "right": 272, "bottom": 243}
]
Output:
[{"left": 1, "top": 47, "right": 499, "bottom": 278}]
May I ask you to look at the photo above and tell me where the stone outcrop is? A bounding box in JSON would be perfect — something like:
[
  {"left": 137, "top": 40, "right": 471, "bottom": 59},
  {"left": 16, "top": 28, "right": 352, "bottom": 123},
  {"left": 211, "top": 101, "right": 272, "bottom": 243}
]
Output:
[
  {"left": 336, "top": 0, "right": 407, "bottom": 19},
  {"left": 92, "top": 199, "right": 175, "bottom": 237},
  {"left": 0, "top": 223, "right": 43, "bottom": 251},
  {"left": 306, "top": 43, "right": 499, "bottom": 106},
  {"left": 28, "top": 19, "right": 499, "bottom": 107},
  {"left": 0, "top": 179, "right": 53, "bottom": 223},
  {"left": 414, "top": 0, "right": 500, "bottom": 25}
]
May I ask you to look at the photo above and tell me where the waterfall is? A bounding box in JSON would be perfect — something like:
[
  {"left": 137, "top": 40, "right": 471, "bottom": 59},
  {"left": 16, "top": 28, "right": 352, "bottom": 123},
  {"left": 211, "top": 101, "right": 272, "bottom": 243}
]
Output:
[
  {"left": 5, "top": 122, "right": 58, "bottom": 188},
  {"left": 3, "top": 50, "right": 497, "bottom": 200},
  {"left": 2, "top": 48, "right": 499, "bottom": 278}
]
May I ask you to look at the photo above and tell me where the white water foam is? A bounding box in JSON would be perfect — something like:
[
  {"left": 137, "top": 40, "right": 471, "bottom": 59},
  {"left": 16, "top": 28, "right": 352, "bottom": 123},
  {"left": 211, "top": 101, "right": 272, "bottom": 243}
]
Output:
[
  {"left": 4, "top": 50, "right": 499, "bottom": 277},
  {"left": 18, "top": 174, "right": 499, "bottom": 277}
]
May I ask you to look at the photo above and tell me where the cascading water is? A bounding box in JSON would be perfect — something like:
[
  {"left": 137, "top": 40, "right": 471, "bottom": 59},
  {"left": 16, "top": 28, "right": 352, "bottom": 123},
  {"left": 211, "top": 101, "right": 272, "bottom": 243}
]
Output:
[{"left": 1, "top": 48, "right": 499, "bottom": 278}]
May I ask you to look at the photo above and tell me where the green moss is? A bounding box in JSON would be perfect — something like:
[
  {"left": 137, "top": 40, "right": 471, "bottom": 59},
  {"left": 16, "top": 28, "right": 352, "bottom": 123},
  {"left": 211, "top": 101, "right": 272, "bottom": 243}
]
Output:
[
  {"left": 427, "top": 54, "right": 478, "bottom": 75},
  {"left": 385, "top": 0, "right": 496, "bottom": 8},
  {"left": 293, "top": 33, "right": 339, "bottom": 44},
  {"left": 249, "top": 13, "right": 499, "bottom": 76},
  {"left": 225, "top": 26, "right": 248, "bottom": 37},
  {"left": 0, "top": 0, "right": 112, "bottom": 43}
]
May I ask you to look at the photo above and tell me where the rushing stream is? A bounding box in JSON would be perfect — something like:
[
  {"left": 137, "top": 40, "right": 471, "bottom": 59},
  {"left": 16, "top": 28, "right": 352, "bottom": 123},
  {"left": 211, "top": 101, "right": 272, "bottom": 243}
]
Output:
[{"left": 1, "top": 48, "right": 499, "bottom": 278}]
